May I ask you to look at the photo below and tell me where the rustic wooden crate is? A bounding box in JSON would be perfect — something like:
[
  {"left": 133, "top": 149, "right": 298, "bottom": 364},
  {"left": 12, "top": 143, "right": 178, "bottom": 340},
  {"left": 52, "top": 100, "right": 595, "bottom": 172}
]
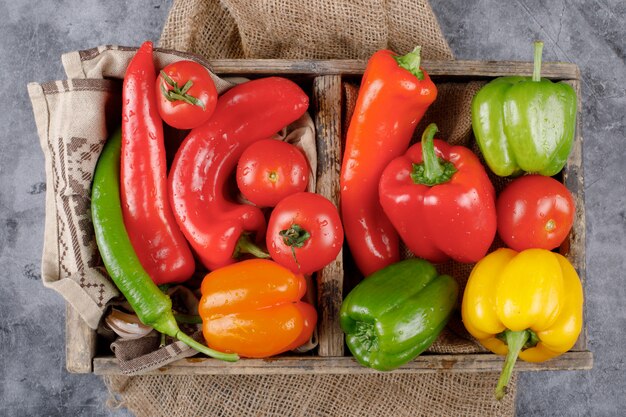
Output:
[{"left": 65, "top": 58, "right": 592, "bottom": 375}]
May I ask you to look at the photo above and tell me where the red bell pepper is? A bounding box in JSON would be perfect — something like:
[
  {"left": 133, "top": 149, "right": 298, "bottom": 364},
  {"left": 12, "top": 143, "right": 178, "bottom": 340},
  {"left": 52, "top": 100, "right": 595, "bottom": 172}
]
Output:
[
  {"left": 168, "top": 77, "right": 309, "bottom": 271},
  {"left": 121, "top": 41, "right": 195, "bottom": 285},
  {"left": 379, "top": 123, "right": 497, "bottom": 263},
  {"left": 340, "top": 46, "right": 437, "bottom": 276}
]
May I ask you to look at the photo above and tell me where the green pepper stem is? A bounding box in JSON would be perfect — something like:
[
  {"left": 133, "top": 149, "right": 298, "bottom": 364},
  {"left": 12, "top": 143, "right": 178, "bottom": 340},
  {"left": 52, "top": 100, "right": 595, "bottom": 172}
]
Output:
[
  {"left": 234, "top": 234, "right": 270, "bottom": 259},
  {"left": 495, "top": 330, "right": 530, "bottom": 400},
  {"left": 532, "top": 41, "right": 544, "bottom": 82},
  {"left": 175, "top": 331, "right": 240, "bottom": 362},
  {"left": 393, "top": 46, "right": 424, "bottom": 80},
  {"left": 152, "top": 311, "right": 239, "bottom": 362},
  {"left": 410, "top": 124, "right": 458, "bottom": 186},
  {"left": 421, "top": 124, "right": 443, "bottom": 181}
]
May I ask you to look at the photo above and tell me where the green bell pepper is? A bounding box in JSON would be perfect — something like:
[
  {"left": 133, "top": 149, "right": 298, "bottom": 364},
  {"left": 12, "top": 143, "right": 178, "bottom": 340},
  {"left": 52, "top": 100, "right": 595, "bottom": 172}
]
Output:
[
  {"left": 471, "top": 41, "right": 577, "bottom": 177},
  {"left": 339, "top": 259, "right": 458, "bottom": 371}
]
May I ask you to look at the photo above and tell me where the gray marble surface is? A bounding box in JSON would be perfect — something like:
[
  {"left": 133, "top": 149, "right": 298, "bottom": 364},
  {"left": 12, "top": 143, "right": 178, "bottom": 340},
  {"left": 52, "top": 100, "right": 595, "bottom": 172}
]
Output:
[{"left": 1, "top": 0, "right": 623, "bottom": 415}]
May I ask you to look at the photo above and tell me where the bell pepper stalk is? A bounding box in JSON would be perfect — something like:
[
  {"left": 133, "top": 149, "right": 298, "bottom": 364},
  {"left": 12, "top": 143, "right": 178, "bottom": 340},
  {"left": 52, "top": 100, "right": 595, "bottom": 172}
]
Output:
[
  {"left": 199, "top": 259, "right": 317, "bottom": 358},
  {"left": 379, "top": 123, "right": 497, "bottom": 264},
  {"left": 461, "top": 248, "right": 584, "bottom": 400},
  {"left": 340, "top": 46, "right": 437, "bottom": 277},
  {"left": 340, "top": 258, "right": 458, "bottom": 371},
  {"left": 471, "top": 41, "right": 577, "bottom": 177},
  {"left": 120, "top": 41, "right": 195, "bottom": 285},
  {"left": 168, "top": 77, "right": 309, "bottom": 271}
]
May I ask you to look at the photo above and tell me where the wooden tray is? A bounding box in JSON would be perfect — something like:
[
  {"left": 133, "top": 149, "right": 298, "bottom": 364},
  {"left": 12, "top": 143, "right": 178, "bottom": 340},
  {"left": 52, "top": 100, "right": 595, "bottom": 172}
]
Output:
[{"left": 65, "top": 59, "right": 592, "bottom": 375}]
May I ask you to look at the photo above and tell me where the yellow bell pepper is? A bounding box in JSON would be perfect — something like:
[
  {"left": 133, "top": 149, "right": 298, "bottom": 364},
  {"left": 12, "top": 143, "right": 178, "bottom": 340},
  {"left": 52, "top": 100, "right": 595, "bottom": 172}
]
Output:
[{"left": 461, "top": 248, "right": 583, "bottom": 400}]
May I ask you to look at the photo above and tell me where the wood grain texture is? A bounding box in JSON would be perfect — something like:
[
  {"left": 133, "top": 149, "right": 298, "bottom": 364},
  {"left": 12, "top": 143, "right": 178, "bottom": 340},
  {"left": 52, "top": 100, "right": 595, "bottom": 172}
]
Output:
[
  {"left": 561, "top": 79, "right": 587, "bottom": 352},
  {"left": 65, "top": 304, "right": 96, "bottom": 373},
  {"left": 93, "top": 351, "right": 593, "bottom": 376},
  {"left": 205, "top": 59, "right": 580, "bottom": 80},
  {"left": 312, "top": 75, "right": 344, "bottom": 357}
]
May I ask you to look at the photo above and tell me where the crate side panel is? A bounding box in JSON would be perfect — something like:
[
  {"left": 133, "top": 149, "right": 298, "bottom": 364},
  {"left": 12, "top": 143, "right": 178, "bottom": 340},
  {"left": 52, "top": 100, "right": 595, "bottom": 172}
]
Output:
[{"left": 313, "top": 75, "right": 345, "bottom": 357}]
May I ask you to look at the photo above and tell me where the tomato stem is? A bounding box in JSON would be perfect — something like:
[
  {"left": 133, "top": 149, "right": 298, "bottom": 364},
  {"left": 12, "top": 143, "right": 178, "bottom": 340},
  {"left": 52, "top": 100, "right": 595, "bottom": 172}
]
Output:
[
  {"left": 279, "top": 224, "right": 310, "bottom": 269},
  {"left": 160, "top": 70, "right": 206, "bottom": 110}
]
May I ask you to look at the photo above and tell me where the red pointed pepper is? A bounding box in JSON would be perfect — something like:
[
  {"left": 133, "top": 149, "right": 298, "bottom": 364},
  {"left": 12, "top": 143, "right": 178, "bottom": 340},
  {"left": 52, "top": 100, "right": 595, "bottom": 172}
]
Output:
[
  {"left": 340, "top": 46, "right": 437, "bottom": 276},
  {"left": 168, "top": 77, "right": 309, "bottom": 271},
  {"left": 121, "top": 41, "right": 195, "bottom": 285},
  {"left": 379, "top": 123, "right": 497, "bottom": 263}
]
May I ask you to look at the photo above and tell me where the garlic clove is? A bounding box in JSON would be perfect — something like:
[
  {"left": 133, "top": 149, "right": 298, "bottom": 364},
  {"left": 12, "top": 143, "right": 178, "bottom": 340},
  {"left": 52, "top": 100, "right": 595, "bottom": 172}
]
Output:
[{"left": 105, "top": 308, "right": 154, "bottom": 340}]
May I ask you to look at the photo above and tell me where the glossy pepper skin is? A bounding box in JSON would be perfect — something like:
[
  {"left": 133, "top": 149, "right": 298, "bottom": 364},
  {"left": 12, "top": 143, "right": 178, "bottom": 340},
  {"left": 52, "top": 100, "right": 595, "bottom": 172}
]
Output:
[
  {"left": 168, "top": 77, "right": 309, "bottom": 271},
  {"left": 199, "top": 259, "right": 317, "bottom": 358},
  {"left": 121, "top": 41, "right": 195, "bottom": 285},
  {"left": 340, "top": 258, "right": 458, "bottom": 371},
  {"left": 471, "top": 41, "right": 577, "bottom": 177},
  {"left": 461, "top": 248, "right": 583, "bottom": 400},
  {"left": 379, "top": 123, "right": 496, "bottom": 263},
  {"left": 92, "top": 128, "right": 238, "bottom": 362},
  {"left": 340, "top": 46, "right": 437, "bottom": 276}
]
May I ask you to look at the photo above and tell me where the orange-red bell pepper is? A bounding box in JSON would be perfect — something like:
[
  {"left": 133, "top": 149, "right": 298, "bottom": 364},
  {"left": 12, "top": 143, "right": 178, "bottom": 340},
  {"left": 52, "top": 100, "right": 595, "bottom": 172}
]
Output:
[
  {"left": 379, "top": 123, "right": 497, "bottom": 263},
  {"left": 199, "top": 259, "right": 317, "bottom": 358},
  {"left": 340, "top": 46, "right": 437, "bottom": 276}
]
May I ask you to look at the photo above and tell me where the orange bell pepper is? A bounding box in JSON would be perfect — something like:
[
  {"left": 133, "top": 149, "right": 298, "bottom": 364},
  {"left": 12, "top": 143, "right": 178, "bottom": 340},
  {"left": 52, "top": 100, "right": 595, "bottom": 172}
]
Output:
[{"left": 199, "top": 259, "right": 317, "bottom": 358}]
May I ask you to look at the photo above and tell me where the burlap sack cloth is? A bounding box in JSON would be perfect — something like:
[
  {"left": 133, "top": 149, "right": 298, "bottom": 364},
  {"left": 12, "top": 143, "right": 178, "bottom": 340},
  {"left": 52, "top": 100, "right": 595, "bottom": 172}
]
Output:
[{"left": 26, "top": 0, "right": 519, "bottom": 415}]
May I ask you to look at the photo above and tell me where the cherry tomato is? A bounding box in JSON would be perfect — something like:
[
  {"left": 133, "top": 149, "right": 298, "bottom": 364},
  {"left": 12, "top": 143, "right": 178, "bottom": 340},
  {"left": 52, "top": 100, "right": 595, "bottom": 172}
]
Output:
[
  {"left": 267, "top": 192, "right": 343, "bottom": 274},
  {"left": 156, "top": 60, "right": 217, "bottom": 130},
  {"left": 237, "top": 139, "right": 309, "bottom": 207},
  {"left": 497, "top": 175, "right": 575, "bottom": 251}
]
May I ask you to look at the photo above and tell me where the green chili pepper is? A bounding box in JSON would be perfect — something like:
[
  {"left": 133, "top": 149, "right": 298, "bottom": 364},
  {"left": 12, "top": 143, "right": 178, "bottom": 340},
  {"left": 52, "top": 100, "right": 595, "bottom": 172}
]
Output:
[
  {"left": 471, "top": 41, "right": 577, "bottom": 177},
  {"left": 339, "top": 259, "right": 458, "bottom": 371},
  {"left": 91, "top": 128, "right": 238, "bottom": 362}
]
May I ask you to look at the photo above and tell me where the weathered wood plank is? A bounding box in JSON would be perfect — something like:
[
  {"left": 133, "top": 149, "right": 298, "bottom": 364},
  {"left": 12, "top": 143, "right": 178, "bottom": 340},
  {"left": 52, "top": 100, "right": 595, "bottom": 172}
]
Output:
[
  {"left": 312, "top": 75, "right": 344, "bottom": 357},
  {"left": 206, "top": 59, "right": 580, "bottom": 80},
  {"left": 94, "top": 351, "right": 593, "bottom": 376},
  {"left": 561, "top": 79, "right": 587, "bottom": 352},
  {"left": 65, "top": 304, "right": 96, "bottom": 373}
]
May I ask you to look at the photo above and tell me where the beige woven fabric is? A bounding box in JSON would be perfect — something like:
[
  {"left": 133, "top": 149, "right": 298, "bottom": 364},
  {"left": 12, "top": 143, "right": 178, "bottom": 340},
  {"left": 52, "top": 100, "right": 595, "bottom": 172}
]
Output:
[
  {"left": 104, "top": 372, "right": 517, "bottom": 417},
  {"left": 160, "top": 0, "right": 453, "bottom": 60},
  {"left": 28, "top": 79, "right": 121, "bottom": 329}
]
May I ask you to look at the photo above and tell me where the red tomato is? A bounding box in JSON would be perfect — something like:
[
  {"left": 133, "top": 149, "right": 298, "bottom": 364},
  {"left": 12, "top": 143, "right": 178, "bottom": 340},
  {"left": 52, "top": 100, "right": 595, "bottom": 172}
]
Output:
[
  {"left": 497, "top": 175, "right": 575, "bottom": 251},
  {"left": 267, "top": 192, "right": 343, "bottom": 274},
  {"left": 156, "top": 60, "right": 217, "bottom": 129},
  {"left": 237, "top": 139, "right": 309, "bottom": 207}
]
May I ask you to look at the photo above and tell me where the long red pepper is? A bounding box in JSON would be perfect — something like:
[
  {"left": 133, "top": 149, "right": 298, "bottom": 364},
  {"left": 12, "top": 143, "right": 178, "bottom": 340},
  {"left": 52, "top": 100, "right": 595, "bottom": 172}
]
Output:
[
  {"left": 379, "top": 124, "right": 497, "bottom": 263},
  {"left": 340, "top": 46, "right": 437, "bottom": 276},
  {"left": 121, "top": 41, "right": 195, "bottom": 285},
  {"left": 168, "top": 77, "right": 309, "bottom": 271}
]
